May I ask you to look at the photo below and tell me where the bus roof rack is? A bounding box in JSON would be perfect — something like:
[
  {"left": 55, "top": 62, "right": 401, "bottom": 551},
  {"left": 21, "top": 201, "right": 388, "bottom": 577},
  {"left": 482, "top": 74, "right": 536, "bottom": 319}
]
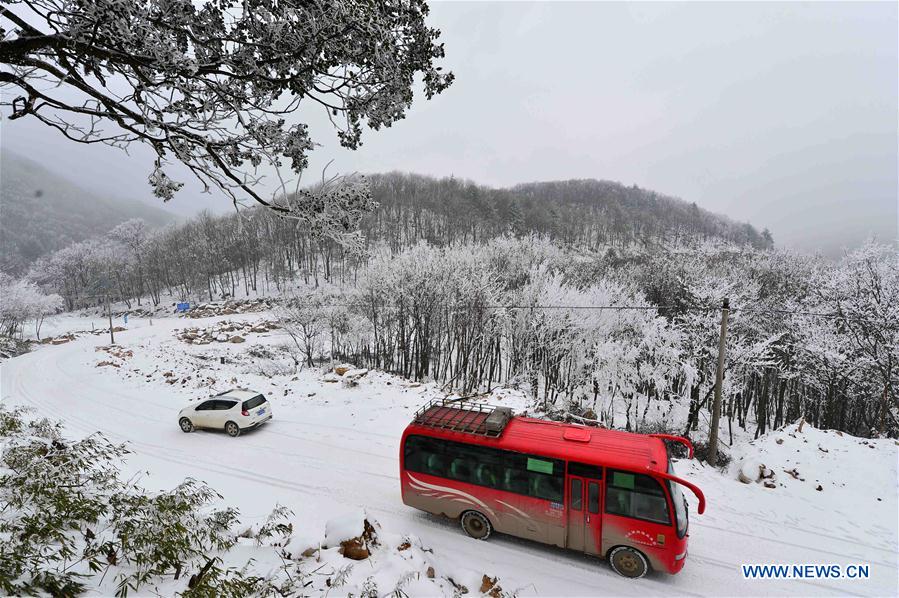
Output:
[{"left": 412, "top": 399, "right": 514, "bottom": 438}]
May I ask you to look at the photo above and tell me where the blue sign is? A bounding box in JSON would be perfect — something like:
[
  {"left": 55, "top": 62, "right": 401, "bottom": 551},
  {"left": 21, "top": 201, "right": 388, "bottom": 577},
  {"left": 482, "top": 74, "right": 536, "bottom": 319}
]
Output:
[
  {"left": 176, "top": 302, "right": 190, "bottom": 313},
  {"left": 124, "top": 314, "right": 129, "bottom": 324}
]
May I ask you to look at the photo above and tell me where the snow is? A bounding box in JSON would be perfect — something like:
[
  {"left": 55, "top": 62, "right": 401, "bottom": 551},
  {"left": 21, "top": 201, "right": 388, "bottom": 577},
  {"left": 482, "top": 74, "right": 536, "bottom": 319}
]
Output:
[
  {"left": 727, "top": 421, "right": 898, "bottom": 546},
  {"left": 1, "top": 310, "right": 897, "bottom": 596},
  {"left": 324, "top": 510, "right": 367, "bottom": 547}
]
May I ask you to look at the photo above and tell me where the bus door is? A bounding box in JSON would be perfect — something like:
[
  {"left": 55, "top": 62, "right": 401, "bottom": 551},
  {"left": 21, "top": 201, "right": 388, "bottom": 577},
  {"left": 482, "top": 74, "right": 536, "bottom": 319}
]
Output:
[{"left": 566, "top": 462, "right": 603, "bottom": 555}]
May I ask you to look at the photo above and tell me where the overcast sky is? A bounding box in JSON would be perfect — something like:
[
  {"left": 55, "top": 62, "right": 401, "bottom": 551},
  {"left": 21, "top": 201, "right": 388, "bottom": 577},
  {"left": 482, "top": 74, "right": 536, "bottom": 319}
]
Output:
[{"left": 3, "top": 1, "right": 897, "bottom": 255}]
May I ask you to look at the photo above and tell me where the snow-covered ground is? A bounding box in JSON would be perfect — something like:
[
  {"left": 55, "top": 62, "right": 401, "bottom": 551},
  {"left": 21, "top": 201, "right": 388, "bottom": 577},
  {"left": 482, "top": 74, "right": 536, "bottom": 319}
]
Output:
[{"left": 2, "top": 311, "right": 897, "bottom": 596}]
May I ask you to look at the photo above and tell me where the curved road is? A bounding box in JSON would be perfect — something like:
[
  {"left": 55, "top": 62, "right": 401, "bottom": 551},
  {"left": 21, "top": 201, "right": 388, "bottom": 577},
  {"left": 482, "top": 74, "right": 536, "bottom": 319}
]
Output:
[{"left": 2, "top": 320, "right": 895, "bottom": 596}]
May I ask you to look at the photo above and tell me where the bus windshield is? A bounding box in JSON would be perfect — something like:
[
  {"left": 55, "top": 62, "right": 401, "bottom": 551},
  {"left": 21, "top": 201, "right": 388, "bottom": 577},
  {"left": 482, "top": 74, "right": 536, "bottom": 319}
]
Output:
[{"left": 668, "top": 459, "right": 688, "bottom": 538}]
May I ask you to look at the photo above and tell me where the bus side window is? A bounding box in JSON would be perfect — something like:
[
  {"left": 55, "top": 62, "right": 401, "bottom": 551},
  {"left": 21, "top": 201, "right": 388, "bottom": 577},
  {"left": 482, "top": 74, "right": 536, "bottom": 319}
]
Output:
[
  {"left": 570, "top": 479, "right": 583, "bottom": 510},
  {"left": 503, "top": 463, "right": 530, "bottom": 495},
  {"left": 403, "top": 436, "right": 426, "bottom": 472},
  {"left": 423, "top": 452, "right": 444, "bottom": 477},
  {"left": 587, "top": 481, "right": 600, "bottom": 514},
  {"left": 605, "top": 470, "right": 670, "bottom": 525},
  {"left": 449, "top": 456, "right": 475, "bottom": 483},
  {"left": 405, "top": 435, "right": 444, "bottom": 477},
  {"left": 474, "top": 463, "right": 499, "bottom": 488},
  {"left": 530, "top": 474, "right": 563, "bottom": 502},
  {"left": 524, "top": 457, "right": 564, "bottom": 502}
]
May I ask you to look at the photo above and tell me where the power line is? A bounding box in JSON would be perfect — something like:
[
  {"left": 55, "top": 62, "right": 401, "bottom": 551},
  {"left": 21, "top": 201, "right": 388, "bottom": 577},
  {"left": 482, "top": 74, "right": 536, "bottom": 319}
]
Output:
[
  {"left": 274, "top": 301, "right": 882, "bottom": 324},
  {"left": 730, "top": 307, "right": 863, "bottom": 321},
  {"left": 56, "top": 295, "right": 885, "bottom": 325}
]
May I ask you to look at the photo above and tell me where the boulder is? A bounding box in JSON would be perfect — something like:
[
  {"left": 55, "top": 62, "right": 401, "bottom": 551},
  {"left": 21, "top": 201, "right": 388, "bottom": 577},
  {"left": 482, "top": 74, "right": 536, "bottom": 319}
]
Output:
[
  {"left": 739, "top": 460, "right": 762, "bottom": 484},
  {"left": 325, "top": 511, "right": 378, "bottom": 561},
  {"left": 229, "top": 335, "right": 246, "bottom": 344},
  {"left": 339, "top": 538, "right": 370, "bottom": 560}
]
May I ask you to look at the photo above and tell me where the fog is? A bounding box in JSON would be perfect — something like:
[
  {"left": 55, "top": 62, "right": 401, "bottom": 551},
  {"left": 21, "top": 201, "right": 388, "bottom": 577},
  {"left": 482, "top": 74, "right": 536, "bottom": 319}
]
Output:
[{"left": 3, "top": 1, "right": 896, "bottom": 256}]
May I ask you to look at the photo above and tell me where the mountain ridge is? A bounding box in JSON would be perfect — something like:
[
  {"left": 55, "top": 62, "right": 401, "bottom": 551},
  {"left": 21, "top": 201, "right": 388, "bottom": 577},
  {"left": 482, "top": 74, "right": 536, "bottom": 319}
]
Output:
[
  {"left": 362, "top": 172, "right": 773, "bottom": 250},
  {"left": 1, "top": 150, "right": 176, "bottom": 275}
]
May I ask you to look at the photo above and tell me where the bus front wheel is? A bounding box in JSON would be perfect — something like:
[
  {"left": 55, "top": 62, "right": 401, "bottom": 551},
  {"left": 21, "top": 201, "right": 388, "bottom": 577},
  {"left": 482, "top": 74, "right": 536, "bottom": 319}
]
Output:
[
  {"left": 460, "top": 511, "right": 492, "bottom": 540},
  {"left": 608, "top": 546, "right": 649, "bottom": 579}
]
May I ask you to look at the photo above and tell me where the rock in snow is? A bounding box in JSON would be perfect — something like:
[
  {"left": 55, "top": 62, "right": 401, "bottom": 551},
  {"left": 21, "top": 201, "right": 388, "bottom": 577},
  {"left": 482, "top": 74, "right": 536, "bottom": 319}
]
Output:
[{"left": 324, "top": 509, "right": 367, "bottom": 547}]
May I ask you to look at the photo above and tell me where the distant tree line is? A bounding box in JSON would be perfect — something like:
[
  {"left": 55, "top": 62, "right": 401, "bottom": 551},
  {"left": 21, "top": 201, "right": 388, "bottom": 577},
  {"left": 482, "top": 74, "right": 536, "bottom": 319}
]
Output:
[
  {"left": 364, "top": 174, "right": 773, "bottom": 251},
  {"left": 24, "top": 173, "right": 772, "bottom": 311},
  {"left": 18, "top": 172, "right": 895, "bottom": 442}
]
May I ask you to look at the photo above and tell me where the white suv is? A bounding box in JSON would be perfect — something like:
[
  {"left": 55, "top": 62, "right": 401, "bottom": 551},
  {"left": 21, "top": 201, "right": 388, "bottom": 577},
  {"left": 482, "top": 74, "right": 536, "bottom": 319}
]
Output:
[{"left": 178, "top": 389, "right": 272, "bottom": 437}]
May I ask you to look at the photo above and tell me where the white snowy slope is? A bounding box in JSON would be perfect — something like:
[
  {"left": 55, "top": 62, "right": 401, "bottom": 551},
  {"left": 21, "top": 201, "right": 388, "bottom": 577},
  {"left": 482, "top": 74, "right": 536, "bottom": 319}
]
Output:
[{"left": 2, "top": 312, "right": 897, "bottom": 597}]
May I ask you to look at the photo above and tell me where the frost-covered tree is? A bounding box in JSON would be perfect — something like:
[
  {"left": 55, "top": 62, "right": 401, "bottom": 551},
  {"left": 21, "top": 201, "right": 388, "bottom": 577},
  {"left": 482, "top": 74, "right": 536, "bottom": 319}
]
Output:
[
  {"left": 0, "top": 0, "right": 452, "bottom": 236},
  {"left": 109, "top": 219, "right": 149, "bottom": 305},
  {"left": 0, "top": 273, "right": 62, "bottom": 338},
  {"left": 279, "top": 288, "right": 333, "bottom": 367},
  {"left": 814, "top": 242, "right": 899, "bottom": 435}
]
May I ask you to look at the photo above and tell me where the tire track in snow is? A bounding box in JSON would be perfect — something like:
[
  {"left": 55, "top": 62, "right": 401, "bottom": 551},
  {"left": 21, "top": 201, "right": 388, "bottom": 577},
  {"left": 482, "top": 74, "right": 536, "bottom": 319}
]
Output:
[
  {"left": 6, "top": 344, "right": 693, "bottom": 596},
  {"left": 690, "top": 520, "right": 897, "bottom": 569},
  {"left": 15, "top": 337, "right": 399, "bottom": 468},
  {"left": 11, "top": 364, "right": 396, "bottom": 495},
  {"left": 3, "top": 335, "right": 894, "bottom": 597},
  {"left": 696, "top": 500, "right": 898, "bottom": 556}
]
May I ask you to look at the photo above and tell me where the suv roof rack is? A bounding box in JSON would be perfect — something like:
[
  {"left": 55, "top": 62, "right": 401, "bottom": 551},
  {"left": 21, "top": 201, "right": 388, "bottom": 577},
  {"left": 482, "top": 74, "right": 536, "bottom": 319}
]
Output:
[
  {"left": 412, "top": 399, "right": 514, "bottom": 438},
  {"left": 214, "top": 387, "right": 251, "bottom": 397}
]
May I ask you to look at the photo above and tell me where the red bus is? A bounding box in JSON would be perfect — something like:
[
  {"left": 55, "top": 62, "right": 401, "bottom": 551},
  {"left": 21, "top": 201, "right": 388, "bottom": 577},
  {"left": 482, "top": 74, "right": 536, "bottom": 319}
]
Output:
[{"left": 400, "top": 400, "right": 705, "bottom": 578}]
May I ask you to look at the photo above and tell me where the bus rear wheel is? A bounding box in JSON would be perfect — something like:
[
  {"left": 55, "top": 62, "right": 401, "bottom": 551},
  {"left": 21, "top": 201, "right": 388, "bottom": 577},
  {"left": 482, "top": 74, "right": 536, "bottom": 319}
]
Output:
[
  {"left": 609, "top": 546, "right": 649, "bottom": 579},
  {"left": 460, "top": 511, "right": 492, "bottom": 540}
]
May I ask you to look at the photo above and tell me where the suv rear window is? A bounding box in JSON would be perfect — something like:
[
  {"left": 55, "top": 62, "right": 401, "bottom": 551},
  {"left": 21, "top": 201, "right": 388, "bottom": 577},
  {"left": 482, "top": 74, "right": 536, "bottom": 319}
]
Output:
[{"left": 243, "top": 395, "right": 266, "bottom": 410}]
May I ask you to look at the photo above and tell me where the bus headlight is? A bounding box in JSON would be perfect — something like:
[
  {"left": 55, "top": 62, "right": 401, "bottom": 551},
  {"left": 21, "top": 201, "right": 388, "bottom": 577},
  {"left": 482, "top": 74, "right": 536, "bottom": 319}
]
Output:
[{"left": 675, "top": 550, "right": 687, "bottom": 561}]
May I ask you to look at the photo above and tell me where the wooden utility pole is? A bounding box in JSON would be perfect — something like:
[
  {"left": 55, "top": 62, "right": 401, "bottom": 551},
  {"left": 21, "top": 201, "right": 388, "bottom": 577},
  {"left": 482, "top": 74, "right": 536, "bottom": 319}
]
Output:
[
  {"left": 106, "top": 292, "right": 115, "bottom": 345},
  {"left": 707, "top": 298, "right": 729, "bottom": 466}
]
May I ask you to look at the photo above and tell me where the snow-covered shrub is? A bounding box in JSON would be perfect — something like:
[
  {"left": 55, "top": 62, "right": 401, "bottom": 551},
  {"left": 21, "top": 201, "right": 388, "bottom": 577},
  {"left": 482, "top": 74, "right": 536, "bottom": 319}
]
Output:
[{"left": 0, "top": 405, "right": 290, "bottom": 597}]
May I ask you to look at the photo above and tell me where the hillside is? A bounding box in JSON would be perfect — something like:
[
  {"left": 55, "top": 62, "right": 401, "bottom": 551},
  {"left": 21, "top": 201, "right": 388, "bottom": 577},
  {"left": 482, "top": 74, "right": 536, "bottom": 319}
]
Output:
[
  {"left": 0, "top": 150, "right": 175, "bottom": 275},
  {"left": 363, "top": 173, "right": 773, "bottom": 250}
]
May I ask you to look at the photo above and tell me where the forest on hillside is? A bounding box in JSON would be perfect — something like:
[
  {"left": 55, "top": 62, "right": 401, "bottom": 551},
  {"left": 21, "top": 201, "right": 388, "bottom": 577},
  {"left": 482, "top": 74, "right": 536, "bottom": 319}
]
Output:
[
  {"left": 14, "top": 172, "right": 774, "bottom": 310},
  {"left": 365, "top": 174, "right": 773, "bottom": 251},
  {"left": 3, "top": 173, "right": 896, "bottom": 445},
  {"left": 0, "top": 152, "right": 174, "bottom": 276}
]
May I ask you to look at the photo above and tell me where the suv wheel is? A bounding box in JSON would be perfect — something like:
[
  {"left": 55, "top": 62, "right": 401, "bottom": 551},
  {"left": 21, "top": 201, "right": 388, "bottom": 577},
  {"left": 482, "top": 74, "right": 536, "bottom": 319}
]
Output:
[
  {"left": 225, "top": 421, "right": 241, "bottom": 437},
  {"left": 179, "top": 417, "right": 194, "bottom": 433}
]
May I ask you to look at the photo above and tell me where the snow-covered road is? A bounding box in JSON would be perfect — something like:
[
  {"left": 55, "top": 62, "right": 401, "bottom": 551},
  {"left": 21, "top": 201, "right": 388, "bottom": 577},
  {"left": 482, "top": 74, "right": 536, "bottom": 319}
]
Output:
[{"left": 2, "top": 315, "right": 896, "bottom": 597}]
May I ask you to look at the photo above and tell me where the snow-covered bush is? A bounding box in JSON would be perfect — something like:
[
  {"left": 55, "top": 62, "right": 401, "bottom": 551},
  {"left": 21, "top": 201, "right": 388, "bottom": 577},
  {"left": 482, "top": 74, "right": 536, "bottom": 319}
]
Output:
[{"left": 0, "top": 405, "right": 292, "bottom": 597}]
